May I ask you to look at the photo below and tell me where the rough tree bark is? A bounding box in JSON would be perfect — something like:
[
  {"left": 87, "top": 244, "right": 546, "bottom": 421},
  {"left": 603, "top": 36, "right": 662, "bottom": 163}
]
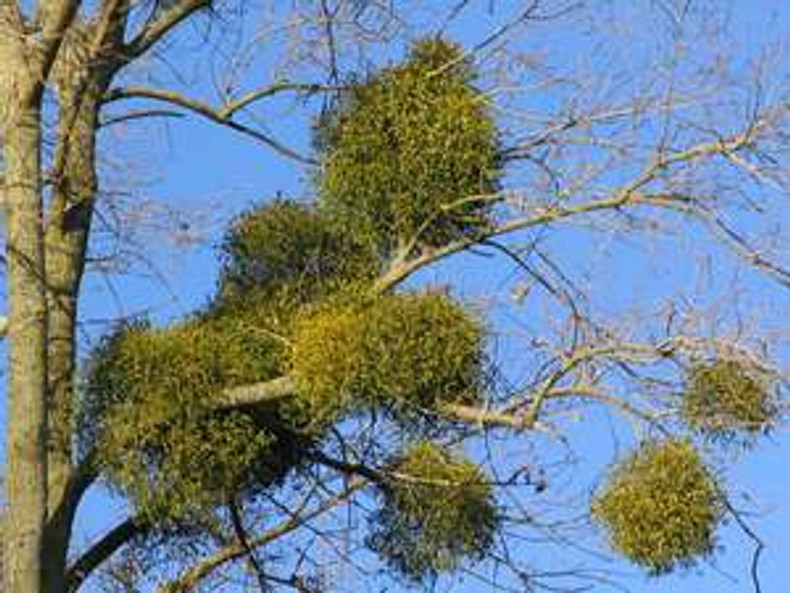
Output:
[
  {"left": 1, "top": 25, "right": 51, "bottom": 593},
  {"left": 0, "top": 1, "right": 208, "bottom": 590},
  {"left": 0, "top": 3, "right": 125, "bottom": 592}
]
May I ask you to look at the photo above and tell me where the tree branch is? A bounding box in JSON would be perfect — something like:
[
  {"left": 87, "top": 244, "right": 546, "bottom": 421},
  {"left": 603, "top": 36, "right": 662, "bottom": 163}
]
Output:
[
  {"left": 158, "top": 481, "right": 364, "bottom": 593},
  {"left": 644, "top": 194, "right": 790, "bottom": 288},
  {"left": 376, "top": 115, "right": 777, "bottom": 294},
  {"left": 721, "top": 493, "right": 766, "bottom": 593},
  {"left": 375, "top": 192, "right": 648, "bottom": 293},
  {"left": 34, "top": 0, "right": 81, "bottom": 73},
  {"left": 219, "top": 376, "right": 296, "bottom": 410},
  {"left": 65, "top": 517, "right": 146, "bottom": 593},
  {"left": 220, "top": 376, "right": 554, "bottom": 432},
  {"left": 124, "top": 0, "right": 211, "bottom": 59},
  {"left": 103, "top": 86, "right": 316, "bottom": 164},
  {"left": 227, "top": 498, "right": 269, "bottom": 591},
  {"left": 219, "top": 82, "right": 343, "bottom": 119}
]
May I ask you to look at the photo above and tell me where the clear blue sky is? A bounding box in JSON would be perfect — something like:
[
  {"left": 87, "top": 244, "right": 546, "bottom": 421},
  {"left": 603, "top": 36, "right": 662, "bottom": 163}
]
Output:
[{"left": 4, "top": 1, "right": 790, "bottom": 591}]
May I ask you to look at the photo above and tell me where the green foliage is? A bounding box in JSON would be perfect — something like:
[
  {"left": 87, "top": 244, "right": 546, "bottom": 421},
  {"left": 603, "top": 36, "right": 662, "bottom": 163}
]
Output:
[
  {"left": 592, "top": 440, "right": 723, "bottom": 575},
  {"left": 218, "top": 199, "right": 377, "bottom": 302},
  {"left": 78, "top": 319, "right": 150, "bottom": 459},
  {"left": 317, "top": 37, "right": 501, "bottom": 256},
  {"left": 83, "top": 204, "right": 488, "bottom": 521},
  {"left": 84, "top": 311, "right": 290, "bottom": 520},
  {"left": 289, "top": 291, "right": 486, "bottom": 429},
  {"left": 683, "top": 358, "right": 779, "bottom": 444},
  {"left": 367, "top": 441, "right": 498, "bottom": 581},
  {"left": 111, "top": 413, "right": 273, "bottom": 521}
]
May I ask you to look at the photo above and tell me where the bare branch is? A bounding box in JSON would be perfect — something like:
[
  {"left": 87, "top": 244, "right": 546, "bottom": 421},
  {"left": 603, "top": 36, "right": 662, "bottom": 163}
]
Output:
[
  {"left": 219, "top": 376, "right": 296, "bottom": 410},
  {"left": 124, "top": 0, "right": 210, "bottom": 60},
  {"left": 721, "top": 494, "right": 766, "bottom": 593},
  {"left": 158, "top": 481, "right": 364, "bottom": 593},
  {"left": 375, "top": 192, "right": 644, "bottom": 293},
  {"left": 65, "top": 517, "right": 146, "bottom": 593},
  {"left": 376, "top": 115, "right": 781, "bottom": 294},
  {"left": 103, "top": 86, "right": 317, "bottom": 164},
  {"left": 645, "top": 194, "right": 790, "bottom": 288}
]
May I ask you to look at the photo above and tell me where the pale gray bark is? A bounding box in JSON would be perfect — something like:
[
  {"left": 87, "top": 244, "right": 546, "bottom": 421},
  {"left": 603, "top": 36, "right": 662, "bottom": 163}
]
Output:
[
  {"left": 0, "top": 0, "right": 213, "bottom": 589},
  {"left": 1, "top": 54, "right": 50, "bottom": 593}
]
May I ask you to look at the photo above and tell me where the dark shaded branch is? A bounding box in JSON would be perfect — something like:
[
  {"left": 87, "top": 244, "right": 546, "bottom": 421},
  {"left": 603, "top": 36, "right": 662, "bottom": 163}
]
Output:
[
  {"left": 34, "top": 0, "right": 81, "bottom": 73},
  {"left": 65, "top": 517, "right": 147, "bottom": 593},
  {"left": 722, "top": 495, "right": 766, "bottom": 593},
  {"left": 227, "top": 498, "right": 268, "bottom": 591},
  {"left": 124, "top": 0, "right": 210, "bottom": 59},
  {"left": 100, "top": 108, "right": 185, "bottom": 127}
]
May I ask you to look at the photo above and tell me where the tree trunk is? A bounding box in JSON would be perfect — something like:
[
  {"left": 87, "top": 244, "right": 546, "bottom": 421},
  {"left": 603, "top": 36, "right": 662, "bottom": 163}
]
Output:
[
  {"left": 42, "top": 78, "right": 106, "bottom": 593},
  {"left": 3, "top": 74, "right": 50, "bottom": 593}
]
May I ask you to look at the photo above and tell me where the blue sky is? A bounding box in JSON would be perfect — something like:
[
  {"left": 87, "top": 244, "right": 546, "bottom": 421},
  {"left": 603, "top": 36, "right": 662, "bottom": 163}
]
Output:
[{"left": 4, "top": 1, "right": 790, "bottom": 591}]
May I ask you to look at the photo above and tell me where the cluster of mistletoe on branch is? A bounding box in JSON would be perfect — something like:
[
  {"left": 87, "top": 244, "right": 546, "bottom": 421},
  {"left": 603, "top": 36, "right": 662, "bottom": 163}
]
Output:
[{"left": 71, "top": 37, "right": 785, "bottom": 591}]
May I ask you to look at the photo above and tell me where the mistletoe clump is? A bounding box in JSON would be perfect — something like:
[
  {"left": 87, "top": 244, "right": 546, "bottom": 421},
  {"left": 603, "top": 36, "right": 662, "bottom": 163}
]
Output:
[
  {"left": 289, "top": 292, "right": 486, "bottom": 429},
  {"left": 367, "top": 441, "right": 499, "bottom": 581},
  {"left": 83, "top": 313, "right": 291, "bottom": 520},
  {"left": 317, "top": 37, "right": 502, "bottom": 256},
  {"left": 218, "top": 199, "right": 377, "bottom": 303},
  {"left": 683, "top": 358, "right": 779, "bottom": 444},
  {"left": 592, "top": 440, "right": 723, "bottom": 575}
]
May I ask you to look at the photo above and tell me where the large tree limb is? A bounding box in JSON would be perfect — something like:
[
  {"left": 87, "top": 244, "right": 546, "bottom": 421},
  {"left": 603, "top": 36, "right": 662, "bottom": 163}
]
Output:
[
  {"left": 33, "top": 0, "right": 81, "bottom": 75},
  {"left": 221, "top": 376, "right": 553, "bottom": 432},
  {"left": 218, "top": 376, "right": 296, "bottom": 410},
  {"left": 219, "top": 336, "right": 742, "bottom": 434}
]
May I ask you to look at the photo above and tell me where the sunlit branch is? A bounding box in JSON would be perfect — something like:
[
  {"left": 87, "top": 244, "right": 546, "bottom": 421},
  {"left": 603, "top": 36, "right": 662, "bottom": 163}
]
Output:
[
  {"left": 33, "top": 0, "right": 80, "bottom": 73},
  {"left": 375, "top": 191, "right": 650, "bottom": 293},
  {"left": 645, "top": 194, "right": 790, "bottom": 288},
  {"left": 220, "top": 82, "right": 343, "bottom": 118},
  {"left": 219, "top": 376, "right": 296, "bottom": 410},
  {"left": 376, "top": 116, "right": 781, "bottom": 294},
  {"left": 157, "top": 481, "right": 364, "bottom": 593},
  {"left": 103, "top": 86, "right": 317, "bottom": 164},
  {"left": 220, "top": 375, "right": 553, "bottom": 431}
]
